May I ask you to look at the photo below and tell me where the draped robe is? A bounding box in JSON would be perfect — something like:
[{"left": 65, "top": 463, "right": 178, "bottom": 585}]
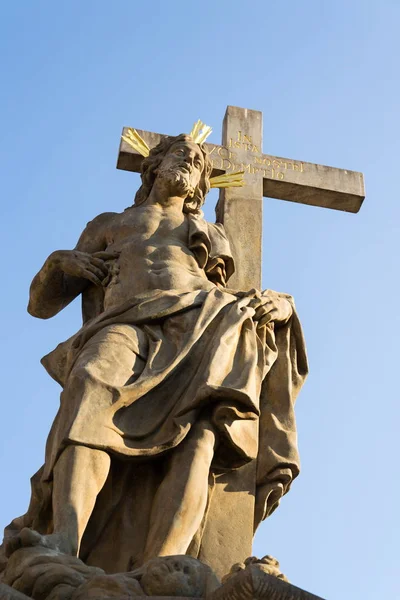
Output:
[{"left": 1, "top": 214, "right": 308, "bottom": 577}]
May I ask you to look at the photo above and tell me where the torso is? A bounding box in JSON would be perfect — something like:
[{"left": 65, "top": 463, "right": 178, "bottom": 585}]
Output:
[{"left": 99, "top": 206, "right": 214, "bottom": 310}]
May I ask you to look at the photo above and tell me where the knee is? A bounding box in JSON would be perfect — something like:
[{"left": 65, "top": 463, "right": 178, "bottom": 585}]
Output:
[
  {"left": 65, "top": 364, "right": 97, "bottom": 398},
  {"left": 67, "top": 354, "right": 108, "bottom": 389},
  {"left": 55, "top": 445, "right": 111, "bottom": 478},
  {"left": 68, "top": 364, "right": 90, "bottom": 384}
]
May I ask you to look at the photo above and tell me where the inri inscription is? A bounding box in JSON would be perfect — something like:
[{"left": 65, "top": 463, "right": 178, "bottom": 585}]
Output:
[{"left": 208, "top": 131, "right": 304, "bottom": 181}]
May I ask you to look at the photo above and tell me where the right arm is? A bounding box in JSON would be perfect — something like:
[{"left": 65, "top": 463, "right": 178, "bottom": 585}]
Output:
[{"left": 28, "top": 212, "right": 117, "bottom": 319}]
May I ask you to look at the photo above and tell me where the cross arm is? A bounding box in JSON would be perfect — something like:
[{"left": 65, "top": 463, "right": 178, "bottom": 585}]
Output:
[
  {"left": 209, "top": 143, "right": 365, "bottom": 214},
  {"left": 117, "top": 127, "right": 365, "bottom": 214},
  {"left": 259, "top": 154, "right": 365, "bottom": 213},
  {"left": 117, "top": 128, "right": 163, "bottom": 173}
]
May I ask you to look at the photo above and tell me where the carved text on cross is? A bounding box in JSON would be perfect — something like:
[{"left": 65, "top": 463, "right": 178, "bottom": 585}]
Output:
[
  {"left": 208, "top": 133, "right": 304, "bottom": 180},
  {"left": 117, "top": 105, "right": 365, "bottom": 289}
]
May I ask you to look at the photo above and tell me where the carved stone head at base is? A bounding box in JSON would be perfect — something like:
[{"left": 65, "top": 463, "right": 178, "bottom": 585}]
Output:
[{"left": 136, "top": 555, "right": 220, "bottom": 598}]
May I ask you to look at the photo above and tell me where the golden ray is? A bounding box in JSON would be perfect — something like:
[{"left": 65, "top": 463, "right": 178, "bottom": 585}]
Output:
[
  {"left": 189, "top": 120, "right": 212, "bottom": 144},
  {"left": 120, "top": 123, "right": 246, "bottom": 191},
  {"left": 210, "top": 170, "right": 245, "bottom": 189},
  {"left": 196, "top": 125, "right": 212, "bottom": 144},
  {"left": 189, "top": 119, "right": 202, "bottom": 141},
  {"left": 121, "top": 128, "right": 150, "bottom": 157}
]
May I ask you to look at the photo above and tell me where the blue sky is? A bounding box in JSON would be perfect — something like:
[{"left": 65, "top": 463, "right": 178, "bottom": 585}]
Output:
[{"left": 0, "top": 1, "right": 399, "bottom": 598}]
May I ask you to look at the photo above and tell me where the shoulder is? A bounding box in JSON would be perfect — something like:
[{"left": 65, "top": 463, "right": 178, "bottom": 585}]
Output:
[
  {"left": 85, "top": 211, "right": 118, "bottom": 231},
  {"left": 76, "top": 211, "right": 118, "bottom": 252}
]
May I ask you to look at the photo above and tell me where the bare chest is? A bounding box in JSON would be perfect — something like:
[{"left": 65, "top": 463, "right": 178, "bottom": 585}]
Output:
[{"left": 105, "top": 207, "right": 189, "bottom": 249}]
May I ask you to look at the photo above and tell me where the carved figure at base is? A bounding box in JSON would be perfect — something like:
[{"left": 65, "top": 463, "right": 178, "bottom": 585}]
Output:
[
  {"left": 1, "top": 546, "right": 325, "bottom": 600},
  {"left": 2, "top": 546, "right": 220, "bottom": 599},
  {"left": 0, "top": 131, "right": 308, "bottom": 578}
]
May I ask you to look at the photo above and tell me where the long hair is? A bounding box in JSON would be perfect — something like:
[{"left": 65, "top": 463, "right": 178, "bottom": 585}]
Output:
[{"left": 133, "top": 134, "right": 212, "bottom": 213}]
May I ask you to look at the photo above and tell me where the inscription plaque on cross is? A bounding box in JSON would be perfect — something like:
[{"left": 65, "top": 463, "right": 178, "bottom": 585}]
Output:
[{"left": 117, "top": 105, "right": 365, "bottom": 290}]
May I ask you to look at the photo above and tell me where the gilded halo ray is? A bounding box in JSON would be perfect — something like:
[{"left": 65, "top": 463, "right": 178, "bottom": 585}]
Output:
[{"left": 121, "top": 122, "right": 246, "bottom": 189}]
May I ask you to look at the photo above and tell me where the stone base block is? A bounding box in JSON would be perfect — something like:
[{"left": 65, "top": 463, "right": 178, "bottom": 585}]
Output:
[{"left": 0, "top": 546, "right": 325, "bottom": 600}]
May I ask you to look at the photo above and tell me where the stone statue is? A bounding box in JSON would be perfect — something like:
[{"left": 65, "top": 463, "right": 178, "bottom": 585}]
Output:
[
  {"left": 1, "top": 132, "right": 308, "bottom": 583},
  {"left": 2, "top": 545, "right": 326, "bottom": 600}
]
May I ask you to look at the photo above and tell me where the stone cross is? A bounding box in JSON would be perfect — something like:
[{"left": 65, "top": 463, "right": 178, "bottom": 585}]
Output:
[{"left": 117, "top": 105, "right": 365, "bottom": 289}]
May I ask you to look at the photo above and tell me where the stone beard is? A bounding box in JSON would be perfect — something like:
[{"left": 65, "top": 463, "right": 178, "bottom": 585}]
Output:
[
  {"left": 0, "top": 135, "right": 308, "bottom": 582},
  {"left": 156, "top": 161, "right": 195, "bottom": 197}
]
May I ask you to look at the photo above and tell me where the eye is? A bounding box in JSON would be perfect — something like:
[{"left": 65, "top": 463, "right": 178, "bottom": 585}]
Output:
[
  {"left": 174, "top": 149, "right": 184, "bottom": 156},
  {"left": 195, "top": 159, "right": 202, "bottom": 168}
]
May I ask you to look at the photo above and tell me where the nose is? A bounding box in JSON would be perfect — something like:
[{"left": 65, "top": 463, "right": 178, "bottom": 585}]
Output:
[{"left": 183, "top": 149, "right": 196, "bottom": 166}]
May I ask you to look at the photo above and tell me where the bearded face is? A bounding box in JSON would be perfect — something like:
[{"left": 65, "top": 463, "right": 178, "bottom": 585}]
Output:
[{"left": 155, "top": 139, "right": 205, "bottom": 198}]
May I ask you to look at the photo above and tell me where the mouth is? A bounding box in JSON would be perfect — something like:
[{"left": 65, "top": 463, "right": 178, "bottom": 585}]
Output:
[{"left": 176, "top": 164, "right": 191, "bottom": 174}]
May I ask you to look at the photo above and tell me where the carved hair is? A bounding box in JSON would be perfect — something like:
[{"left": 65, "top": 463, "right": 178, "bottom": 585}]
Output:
[{"left": 134, "top": 134, "right": 212, "bottom": 213}]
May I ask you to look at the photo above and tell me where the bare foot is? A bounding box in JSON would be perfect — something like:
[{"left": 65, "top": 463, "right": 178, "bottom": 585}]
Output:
[{"left": 5, "top": 528, "right": 74, "bottom": 558}]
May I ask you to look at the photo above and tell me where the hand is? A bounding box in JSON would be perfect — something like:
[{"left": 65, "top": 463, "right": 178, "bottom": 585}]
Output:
[
  {"left": 249, "top": 294, "right": 292, "bottom": 327},
  {"left": 49, "top": 250, "right": 119, "bottom": 287}
]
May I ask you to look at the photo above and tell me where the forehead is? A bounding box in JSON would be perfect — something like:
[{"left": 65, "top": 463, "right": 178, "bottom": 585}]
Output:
[{"left": 168, "top": 140, "right": 204, "bottom": 159}]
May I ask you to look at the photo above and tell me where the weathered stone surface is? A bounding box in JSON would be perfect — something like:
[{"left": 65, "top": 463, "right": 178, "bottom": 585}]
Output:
[
  {"left": 1, "top": 135, "right": 308, "bottom": 580},
  {"left": 197, "top": 462, "right": 257, "bottom": 579},
  {"left": 216, "top": 105, "right": 263, "bottom": 290},
  {"left": 0, "top": 111, "right": 332, "bottom": 600},
  {"left": 2, "top": 544, "right": 103, "bottom": 600},
  {"left": 117, "top": 125, "right": 365, "bottom": 214},
  {"left": 1, "top": 549, "right": 324, "bottom": 600},
  {"left": 76, "top": 556, "right": 219, "bottom": 599},
  {"left": 211, "top": 564, "right": 325, "bottom": 600},
  {"left": 2, "top": 549, "right": 217, "bottom": 599},
  {"left": 222, "top": 555, "right": 289, "bottom": 584},
  {"left": 117, "top": 105, "right": 365, "bottom": 291},
  {"left": 0, "top": 583, "right": 31, "bottom": 600}
]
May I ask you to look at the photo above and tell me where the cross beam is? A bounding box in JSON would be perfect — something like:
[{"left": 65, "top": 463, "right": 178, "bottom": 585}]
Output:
[{"left": 117, "top": 105, "right": 365, "bottom": 289}]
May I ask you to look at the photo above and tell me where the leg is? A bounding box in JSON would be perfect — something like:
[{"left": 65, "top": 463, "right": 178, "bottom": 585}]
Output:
[
  {"left": 143, "top": 419, "right": 216, "bottom": 560},
  {"left": 49, "top": 324, "right": 147, "bottom": 554},
  {"left": 5, "top": 446, "right": 111, "bottom": 558},
  {"left": 52, "top": 445, "right": 111, "bottom": 555},
  {"left": 6, "top": 324, "right": 147, "bottom": 558}
]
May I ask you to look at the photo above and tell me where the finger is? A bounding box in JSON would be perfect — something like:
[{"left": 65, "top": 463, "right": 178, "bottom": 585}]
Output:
[
  {"left": 254, "top": 306, "right": 275, "bottom": 321},
  {"left": 86, "top": 264, "right": 108, "bottom": 282},
  {"left": 258, "top": 298, "right": 275, "bottom": 308},
  {"left": 252, "top": 300, "right": 274, "bottom": 312},
  {"left": 92, "top": 251, "right": 120, "bottom": 260},
  {"left": 90, "top": 257, "right": 110, "bottom": 275},
  {"left": 88, "top": 260, "right": 109, "bottom": 278},
  {"left": 81, "top": 269, "right": 103, "bottom": 287},
  {"left": 258, "top": 313, "right": 275, "bottom": 328},
  {"left": 253, "top": 307, "right": 265, "bottom": 321},
  {"left": 248, "top": 298, "right": 261, "bottom": 308},
  {"left": 249, "top": 298, "right": 273, "bottom": 311}
]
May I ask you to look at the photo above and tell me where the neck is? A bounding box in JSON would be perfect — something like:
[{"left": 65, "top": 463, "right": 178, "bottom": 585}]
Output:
[{"left": 144, "top": 180, "right": 186, "bottom": 212}]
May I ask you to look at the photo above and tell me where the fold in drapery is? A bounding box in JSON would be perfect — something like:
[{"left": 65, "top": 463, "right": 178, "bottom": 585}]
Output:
[{"left": 1, "top": 213, "right": 308, "bottom": 574}]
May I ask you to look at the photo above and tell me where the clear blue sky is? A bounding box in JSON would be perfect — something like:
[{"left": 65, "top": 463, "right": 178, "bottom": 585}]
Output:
[{"left": 0, "top": 2, "right": 399, "bottom": 598}]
